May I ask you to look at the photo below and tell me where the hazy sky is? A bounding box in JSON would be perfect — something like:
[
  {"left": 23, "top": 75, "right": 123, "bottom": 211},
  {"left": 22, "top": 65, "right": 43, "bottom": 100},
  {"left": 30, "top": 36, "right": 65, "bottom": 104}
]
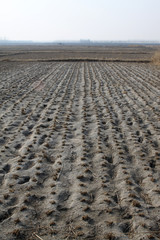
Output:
[{"left": 0, "top": 0, "right": 160, "bottom": 41}]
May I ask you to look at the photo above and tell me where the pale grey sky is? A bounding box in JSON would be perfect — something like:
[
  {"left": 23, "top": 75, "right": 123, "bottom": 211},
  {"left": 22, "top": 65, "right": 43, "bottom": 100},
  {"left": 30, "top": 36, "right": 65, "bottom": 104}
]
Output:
[{"left": 0, "top": 0, "right": 160, "bottom": 42}]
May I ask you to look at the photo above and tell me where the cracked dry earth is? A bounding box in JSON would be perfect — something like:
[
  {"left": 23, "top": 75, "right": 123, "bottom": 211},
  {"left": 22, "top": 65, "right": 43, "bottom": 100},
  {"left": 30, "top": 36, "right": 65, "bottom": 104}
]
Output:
[{"left": 0, "top": 61, "right": 160, "bottom": 240}]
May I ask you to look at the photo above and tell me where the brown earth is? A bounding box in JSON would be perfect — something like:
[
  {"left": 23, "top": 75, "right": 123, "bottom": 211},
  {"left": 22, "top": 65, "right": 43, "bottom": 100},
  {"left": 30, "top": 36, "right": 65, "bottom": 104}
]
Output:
[
  {"left": 0, "top": 44, "right": 159, "bottom": 62},
  {"left": 0, "top": 46, "right": 160, "bottom": 240}
]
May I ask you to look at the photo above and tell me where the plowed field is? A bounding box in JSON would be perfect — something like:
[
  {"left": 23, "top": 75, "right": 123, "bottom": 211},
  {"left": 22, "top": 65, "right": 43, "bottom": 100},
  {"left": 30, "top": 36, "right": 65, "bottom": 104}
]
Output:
[{"left": 0, "top": 62, "right": 160, "bottom": 240}]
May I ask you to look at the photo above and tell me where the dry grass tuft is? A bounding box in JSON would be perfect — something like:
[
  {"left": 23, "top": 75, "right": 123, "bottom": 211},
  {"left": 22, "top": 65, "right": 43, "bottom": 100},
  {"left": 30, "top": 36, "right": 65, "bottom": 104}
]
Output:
[
  {"left": 104, "top": 232, "right": 117, "bottom": 240},
  {"left": 152, "top": 51, "right": 160, "bottom": 65},
  {"left": 20, "top": 204, "right": 27, "bottom": 211},
  {"left": 82, "top": 215, "right": 90, "bottom": 221}
]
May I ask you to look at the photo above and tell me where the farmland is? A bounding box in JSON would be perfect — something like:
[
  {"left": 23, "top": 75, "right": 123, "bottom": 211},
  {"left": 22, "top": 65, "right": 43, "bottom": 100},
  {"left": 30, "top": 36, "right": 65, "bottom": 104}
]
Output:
[
  {"left": 0, "top": 48, "right": 160, "bottom": 240},
  {"left": 0, "top": 44, "right": 157, "bottom": 61}
]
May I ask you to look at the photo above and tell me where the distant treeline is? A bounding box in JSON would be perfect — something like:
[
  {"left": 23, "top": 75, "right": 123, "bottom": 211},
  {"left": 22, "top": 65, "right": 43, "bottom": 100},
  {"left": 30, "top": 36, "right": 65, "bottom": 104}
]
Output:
[
  {"left": 0, "top": 40, "right": 160, "bottom": 46},
  {"left": 0, "top": 40, "right": 34, "bottom": 45}
]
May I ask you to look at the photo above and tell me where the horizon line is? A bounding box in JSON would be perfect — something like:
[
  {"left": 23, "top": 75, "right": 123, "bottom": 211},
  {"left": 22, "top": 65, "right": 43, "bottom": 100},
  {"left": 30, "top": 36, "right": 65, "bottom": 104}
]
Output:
[{"left": 0, "top": 40, "right": 160, "bottom": 45}]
